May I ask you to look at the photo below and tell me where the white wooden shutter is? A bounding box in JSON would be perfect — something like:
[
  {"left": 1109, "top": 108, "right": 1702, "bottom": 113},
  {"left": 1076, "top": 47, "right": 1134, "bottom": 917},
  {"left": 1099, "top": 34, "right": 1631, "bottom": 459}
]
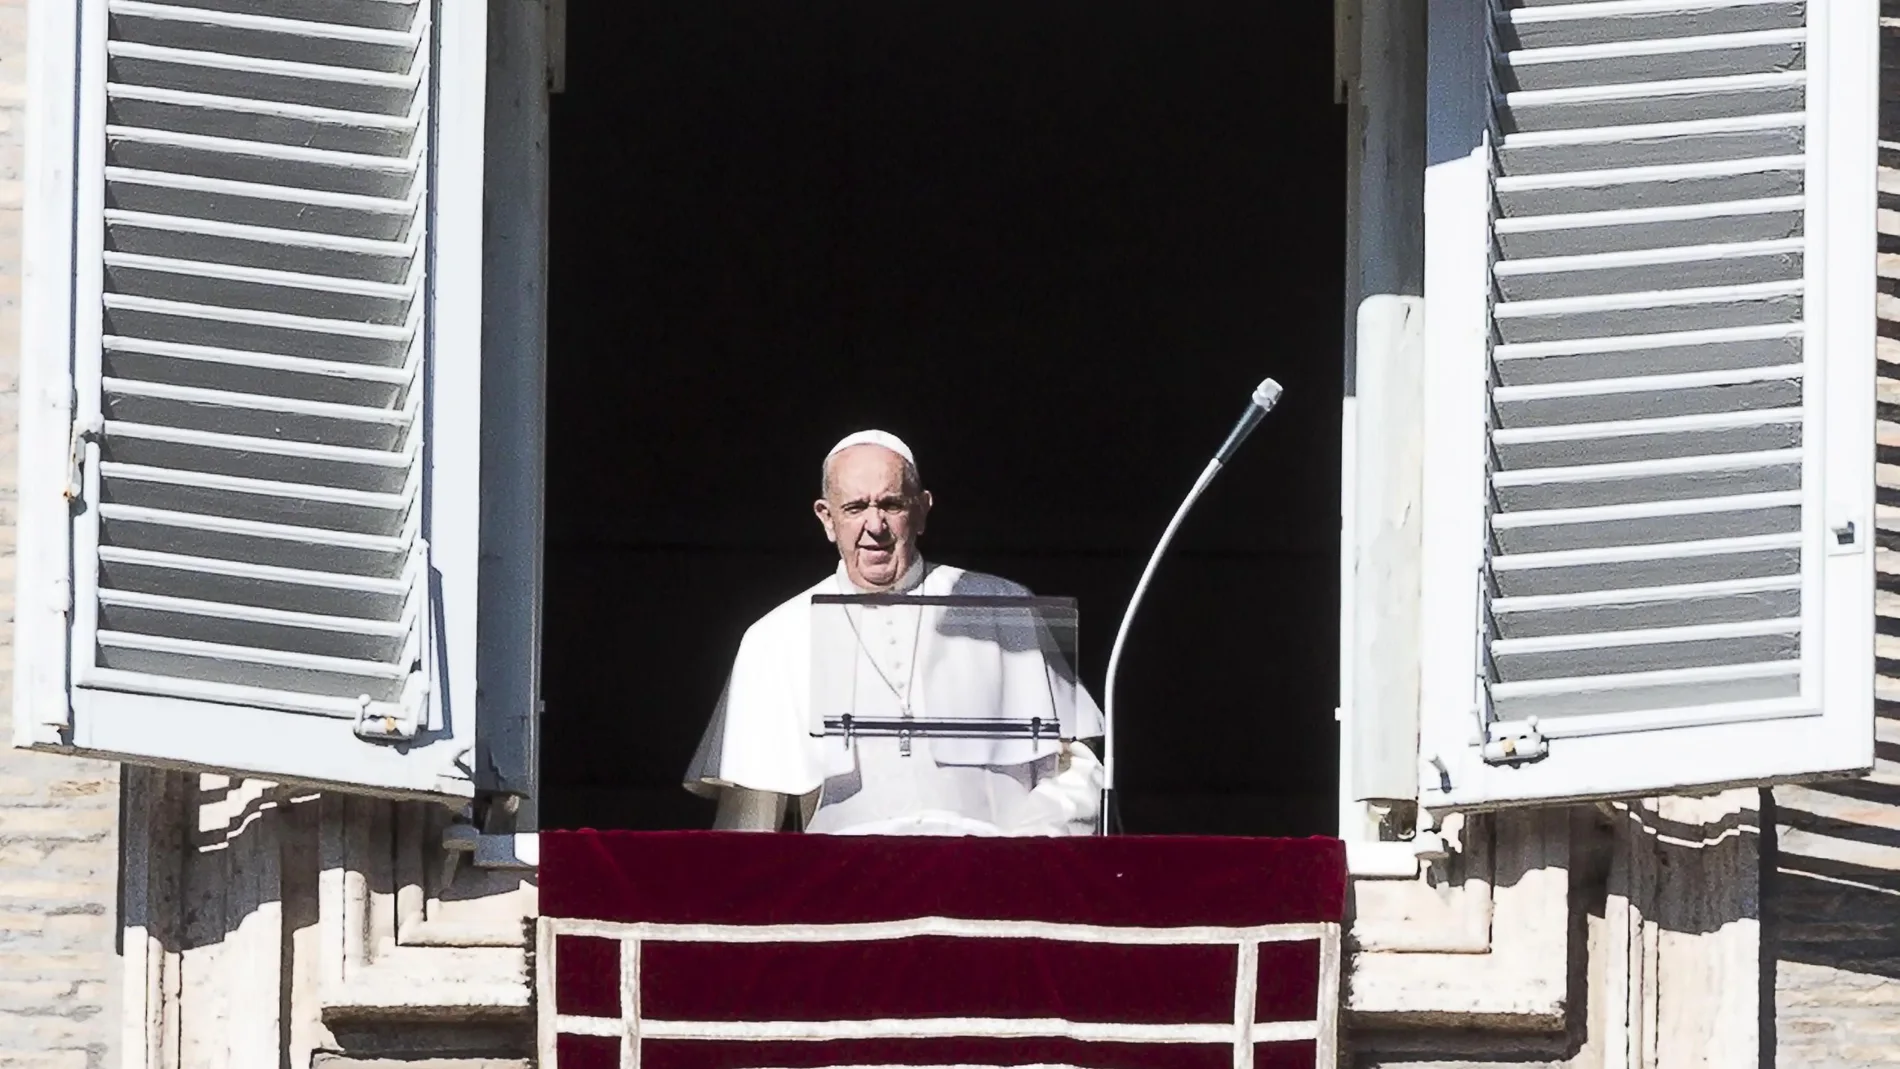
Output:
[
  {"left": 1417, "top": 0, "right": 1877, "bottom": 809},
  {"left": 14, "top": 0, "right": 488, "bottom": 799}
]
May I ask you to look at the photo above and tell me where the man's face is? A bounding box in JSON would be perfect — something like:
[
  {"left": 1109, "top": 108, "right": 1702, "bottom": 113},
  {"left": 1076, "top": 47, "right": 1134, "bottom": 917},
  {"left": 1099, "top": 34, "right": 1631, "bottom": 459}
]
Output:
[{"left": 814, "top": 445, "right": 933, "bottom": 591}]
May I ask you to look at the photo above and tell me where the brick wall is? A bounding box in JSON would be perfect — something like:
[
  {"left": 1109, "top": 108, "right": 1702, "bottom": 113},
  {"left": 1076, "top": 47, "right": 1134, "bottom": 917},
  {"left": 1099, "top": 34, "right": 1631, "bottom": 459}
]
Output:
[
  {"left": 1768, "top": 6, "right": 1900, "bottom": 1067},
  {"left": 0, "top": 1, "right": 122, "bottom": 1067}
]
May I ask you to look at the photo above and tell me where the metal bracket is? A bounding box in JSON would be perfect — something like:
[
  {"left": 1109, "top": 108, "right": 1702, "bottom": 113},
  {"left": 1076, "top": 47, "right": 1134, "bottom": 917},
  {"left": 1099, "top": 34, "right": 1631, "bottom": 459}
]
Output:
[
  {"left": 1410, "top": 804, "right": 1451, "bottom": 861},
  {"left": 443, "top": 825, "right": 539, "bottom": 870},
  {"left": 1411, "top": 830, "right": 1451, "bottom": 861}
]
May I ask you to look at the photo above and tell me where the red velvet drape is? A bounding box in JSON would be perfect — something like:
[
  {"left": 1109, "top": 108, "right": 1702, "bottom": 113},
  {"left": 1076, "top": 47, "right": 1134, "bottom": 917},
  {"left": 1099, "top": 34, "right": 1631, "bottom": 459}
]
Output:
[{"left": 543, "top": 832, "right": 1346, "bottom": 1069}]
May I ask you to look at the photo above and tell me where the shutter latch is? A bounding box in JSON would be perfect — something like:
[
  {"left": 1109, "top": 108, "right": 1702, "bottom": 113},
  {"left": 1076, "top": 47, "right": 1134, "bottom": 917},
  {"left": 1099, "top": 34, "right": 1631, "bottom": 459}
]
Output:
[
  {"left": 1481, "top": 716, "right": 1549, "bottom": 765},
  {"left": 1829, "top": 515, "right": 1865, "bottom": 555},
  {"left": 352, "top": 672, "right": 429, "bottom": 742}
]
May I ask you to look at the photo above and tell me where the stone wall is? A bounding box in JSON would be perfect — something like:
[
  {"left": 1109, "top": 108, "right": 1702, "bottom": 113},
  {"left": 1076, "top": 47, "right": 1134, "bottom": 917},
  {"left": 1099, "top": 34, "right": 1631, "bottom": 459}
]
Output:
[
  {"left": 1766, "top": 6, "right": 1900, "bottom": 1068},
  {"left": 114, "top": 770, "right": 534, "bottom": 1068},
  {"left": 0, "top": 1, "right": 123, "bottom": 1067}
]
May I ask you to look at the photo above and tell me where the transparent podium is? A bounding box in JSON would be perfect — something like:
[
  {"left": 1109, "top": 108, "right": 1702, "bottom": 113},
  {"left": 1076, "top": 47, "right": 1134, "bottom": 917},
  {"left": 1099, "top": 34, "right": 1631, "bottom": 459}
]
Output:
[{"left": 808, "top": 593, "right": 1085, "bottom": 756}]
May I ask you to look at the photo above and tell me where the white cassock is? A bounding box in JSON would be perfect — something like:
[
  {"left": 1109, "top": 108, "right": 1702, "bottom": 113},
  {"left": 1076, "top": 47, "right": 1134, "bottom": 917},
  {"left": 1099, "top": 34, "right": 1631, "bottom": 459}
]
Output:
[{"left": 685, "top": 558, "right": 1105, "bottom": 835}]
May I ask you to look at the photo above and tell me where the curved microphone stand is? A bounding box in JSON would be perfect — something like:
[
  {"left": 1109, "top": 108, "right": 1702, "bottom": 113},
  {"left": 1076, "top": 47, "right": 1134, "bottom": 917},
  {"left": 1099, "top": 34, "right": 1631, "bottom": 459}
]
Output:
[{"left": 1099, "top": 378, "right": 1283, "bottom": 835}]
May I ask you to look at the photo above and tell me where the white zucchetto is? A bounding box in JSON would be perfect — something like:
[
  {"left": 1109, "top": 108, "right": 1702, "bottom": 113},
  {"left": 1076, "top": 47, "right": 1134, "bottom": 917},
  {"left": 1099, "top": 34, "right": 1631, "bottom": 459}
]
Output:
[{"left": 826, "top": 429, "right": 916, "bottom": 466}]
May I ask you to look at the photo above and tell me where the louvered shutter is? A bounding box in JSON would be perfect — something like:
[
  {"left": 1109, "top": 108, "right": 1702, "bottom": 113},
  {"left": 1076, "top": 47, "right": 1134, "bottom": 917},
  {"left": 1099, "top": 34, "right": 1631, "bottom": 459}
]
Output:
[
  {"left": 13, "top": 0, "right": 489, "bottom": 799},
  {"left": 1417, "top": 0, "right": 1877, "bottom": 809}
]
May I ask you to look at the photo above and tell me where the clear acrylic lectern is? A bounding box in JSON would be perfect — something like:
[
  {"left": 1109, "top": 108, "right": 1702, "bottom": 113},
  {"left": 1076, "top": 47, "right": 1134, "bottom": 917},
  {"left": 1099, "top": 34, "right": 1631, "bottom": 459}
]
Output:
[{"left": 808, "top": 594, "right": 1083, "bottom": 755}]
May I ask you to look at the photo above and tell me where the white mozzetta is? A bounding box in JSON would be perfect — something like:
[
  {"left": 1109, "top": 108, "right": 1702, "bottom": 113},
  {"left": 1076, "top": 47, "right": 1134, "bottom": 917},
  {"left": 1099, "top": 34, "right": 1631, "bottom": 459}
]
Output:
[
  {"left": 15, "top": 0, "right": 489, "bottom": 798},
  {"left": 1417, "top": 0, "right": 1878, "bottom": 809}
]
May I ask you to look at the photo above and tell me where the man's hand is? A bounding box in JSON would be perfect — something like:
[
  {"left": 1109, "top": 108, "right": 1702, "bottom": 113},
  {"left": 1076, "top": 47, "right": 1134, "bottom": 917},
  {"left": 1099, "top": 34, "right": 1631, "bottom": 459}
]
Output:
[{"left": 1011, "top": 739, "right": 1103, "bottom": 832}]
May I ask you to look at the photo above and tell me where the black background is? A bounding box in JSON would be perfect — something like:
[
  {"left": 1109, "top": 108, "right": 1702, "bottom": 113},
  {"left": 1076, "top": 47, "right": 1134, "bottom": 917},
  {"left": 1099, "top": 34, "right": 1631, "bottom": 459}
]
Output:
[{"left": 540, "top": 1, "right": 1345, "bottom": 835}]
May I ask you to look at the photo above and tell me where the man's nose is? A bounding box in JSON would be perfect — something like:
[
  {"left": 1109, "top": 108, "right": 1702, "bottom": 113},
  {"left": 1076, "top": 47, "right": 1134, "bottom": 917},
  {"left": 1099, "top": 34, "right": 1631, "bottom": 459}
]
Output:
[{"left": 863, "top": 511, "right": 891, "bottom": 537}]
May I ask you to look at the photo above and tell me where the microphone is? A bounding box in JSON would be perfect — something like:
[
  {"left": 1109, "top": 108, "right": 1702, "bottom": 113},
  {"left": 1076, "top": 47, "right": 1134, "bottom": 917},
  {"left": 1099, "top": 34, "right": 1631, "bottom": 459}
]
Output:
[
  {"left": 1213, "top": 378, "right": 1285, "bottom": 466},
  {"left": 1100, "top": 376, "right": 1285, "bottom": 834}
]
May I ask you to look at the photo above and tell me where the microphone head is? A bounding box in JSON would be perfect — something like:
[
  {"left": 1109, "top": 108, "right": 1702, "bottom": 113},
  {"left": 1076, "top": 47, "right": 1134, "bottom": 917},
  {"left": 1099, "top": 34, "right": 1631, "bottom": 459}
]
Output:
[{"left": 1252, "top": 378, "right": 1284, "bottom": 412}]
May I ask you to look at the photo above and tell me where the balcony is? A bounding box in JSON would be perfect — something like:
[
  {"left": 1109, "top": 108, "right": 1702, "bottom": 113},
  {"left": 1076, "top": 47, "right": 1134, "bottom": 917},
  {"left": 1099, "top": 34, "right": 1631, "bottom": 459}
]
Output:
[{"left": 538, "top": 832, "right": 1347, "bottom": 1069}]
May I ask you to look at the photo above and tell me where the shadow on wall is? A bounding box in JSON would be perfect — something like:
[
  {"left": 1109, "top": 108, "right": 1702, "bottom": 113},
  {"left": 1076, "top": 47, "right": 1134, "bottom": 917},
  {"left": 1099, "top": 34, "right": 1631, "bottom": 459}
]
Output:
[
  {"left": 1768, "top": 708, "right": 1900, "bottom": 1066},
  {"left": 1761, "top": 68, "right": 1900, "bottom": 1063},
  {"left": 119, "top": 768, "right": 542, "bottom": 1062},
  {"left": 1349, "top": 802, "right": 1764, "bottom": 1067},
  {"left": 1772, "top": 760, "right": 1900, "bottom": 982}
]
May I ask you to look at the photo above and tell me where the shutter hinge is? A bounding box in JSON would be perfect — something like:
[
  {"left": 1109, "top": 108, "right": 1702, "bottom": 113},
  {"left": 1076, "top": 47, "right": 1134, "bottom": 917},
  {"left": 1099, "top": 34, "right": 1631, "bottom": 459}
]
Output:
[
  {"left": 1481, "top": 716, "right": 1549, "bottom": 765},
  {"left": 63, "top": 416, "right": 102, "bottom": 503}
]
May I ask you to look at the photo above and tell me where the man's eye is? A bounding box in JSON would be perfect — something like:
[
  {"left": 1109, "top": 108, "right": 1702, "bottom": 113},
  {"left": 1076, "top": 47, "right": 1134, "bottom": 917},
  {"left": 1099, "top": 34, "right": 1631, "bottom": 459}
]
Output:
[{"left": 842, "top": 503, "right": 866, "bottom": 514}]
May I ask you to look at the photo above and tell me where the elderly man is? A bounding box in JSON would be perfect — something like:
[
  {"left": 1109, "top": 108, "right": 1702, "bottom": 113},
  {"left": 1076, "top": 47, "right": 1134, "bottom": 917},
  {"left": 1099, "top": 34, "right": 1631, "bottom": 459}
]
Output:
[{"left": 684, "top": 430, "right": 1104, "bottom": 835}]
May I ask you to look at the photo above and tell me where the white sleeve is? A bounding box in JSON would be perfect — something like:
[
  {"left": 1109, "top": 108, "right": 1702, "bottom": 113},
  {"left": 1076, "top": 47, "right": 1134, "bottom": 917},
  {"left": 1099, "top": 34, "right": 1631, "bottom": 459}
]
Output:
[{"left": 684, "top": 609, "right": 835, "bottom": 798}]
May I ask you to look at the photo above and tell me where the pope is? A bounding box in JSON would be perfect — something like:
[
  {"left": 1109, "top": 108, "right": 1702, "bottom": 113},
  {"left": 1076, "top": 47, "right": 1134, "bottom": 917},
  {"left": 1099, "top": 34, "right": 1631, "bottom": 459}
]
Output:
[{"left": 684, "top": 430, "right": 1104, "bottom": 835}]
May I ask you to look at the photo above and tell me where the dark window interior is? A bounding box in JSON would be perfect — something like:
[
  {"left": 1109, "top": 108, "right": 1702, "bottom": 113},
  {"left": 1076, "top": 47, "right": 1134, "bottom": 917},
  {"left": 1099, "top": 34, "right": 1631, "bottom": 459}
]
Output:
[{"left": 540, "top": 2, "right": 1345, "bottom": 836}]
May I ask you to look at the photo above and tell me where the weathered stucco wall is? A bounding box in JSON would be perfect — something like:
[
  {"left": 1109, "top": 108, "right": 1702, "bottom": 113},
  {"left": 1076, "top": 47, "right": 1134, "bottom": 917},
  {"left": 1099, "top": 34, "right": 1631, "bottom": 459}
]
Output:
[{"left": 0, "top": 2, "right": 123, "bottom": 1067}]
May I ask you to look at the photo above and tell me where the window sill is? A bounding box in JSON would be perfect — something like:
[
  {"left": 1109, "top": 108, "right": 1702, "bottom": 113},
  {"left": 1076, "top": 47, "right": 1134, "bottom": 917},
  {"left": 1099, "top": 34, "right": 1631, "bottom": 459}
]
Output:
[
  {"left": 1346, "top": 840, "right": 1426, "bottom": 879},
  {"left": 494, "top": 831, "right": 1417, "bottom": 878}
]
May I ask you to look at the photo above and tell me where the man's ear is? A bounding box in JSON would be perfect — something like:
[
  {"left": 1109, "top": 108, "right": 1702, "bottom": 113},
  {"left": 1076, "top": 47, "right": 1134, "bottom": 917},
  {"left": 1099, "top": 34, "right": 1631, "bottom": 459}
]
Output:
[
  {"left": 813, "top": 499, "right": 839, "bottom": 544},
  {"left": 914, "top": 490, "right": 933, "bottom": 536}
]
